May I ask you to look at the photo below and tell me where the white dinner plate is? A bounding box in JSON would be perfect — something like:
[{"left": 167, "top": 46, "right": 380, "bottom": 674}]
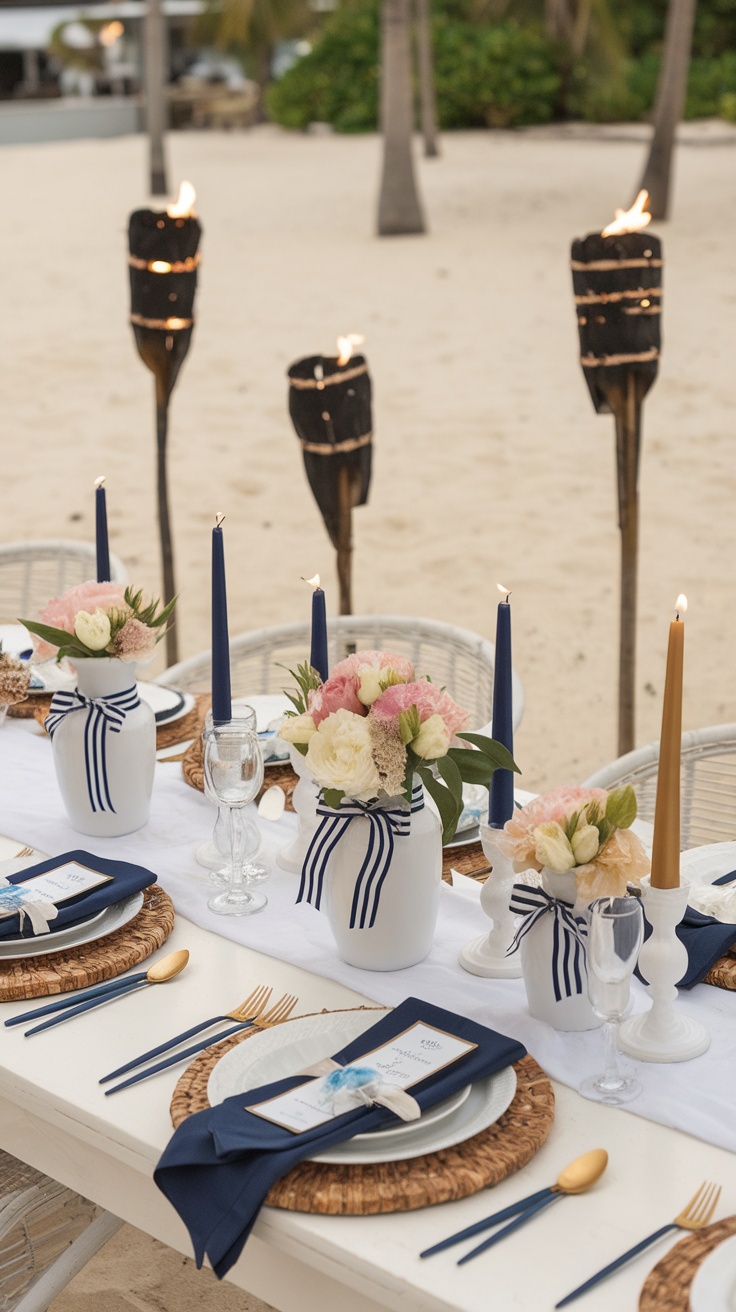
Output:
[
  {"left": 690, "top": 1234, "right": 736, "bottom": 1312},
  {"left": 137, "top": 683, "right": 195, "bottom": 726},
  {"left": 680, "top": 843, "right": 736, "bottom": 923},
  {"left": 0, "top": 624, "right": 33, "bottom": 657},
  {"left": 207, "top": 1009, "right": 517, "bottom": 1165},
  {"left": 0, "top": 891, "right": 144, "bottom": 961}
]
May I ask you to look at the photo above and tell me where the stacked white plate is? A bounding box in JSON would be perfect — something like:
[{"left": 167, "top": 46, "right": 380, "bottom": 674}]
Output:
[
  {"left": 690, "top": 1235, "right": 736, "bottom": 1312},
  {"left": 207, "top": 1009, "right": 517, "bottom": 1165}
]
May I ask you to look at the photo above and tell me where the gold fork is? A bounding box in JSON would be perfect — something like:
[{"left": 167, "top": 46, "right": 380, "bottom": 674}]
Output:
[
  {"left": 555, "top": 1181, "right": 722, "bottom": 1307},
  {"left": 14, "top": 846, "right": 34, "bottom": 858},
  {"left": 247, "top": 993, "right": 299, "bottom": 1029}
]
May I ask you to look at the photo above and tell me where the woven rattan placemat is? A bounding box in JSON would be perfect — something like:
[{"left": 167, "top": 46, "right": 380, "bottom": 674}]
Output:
[
  {"left": 169, "top": 1009, "right": 554, "bottom": 1216},
  {"left": 639, "top": 1215, "right": 736, "bottom": 1311},
  {"left": 10, "top": 689, "right": 209, "bottom": 754},
  {"left": 0, "top": 886, "right": 175, "bottom": 1003}
]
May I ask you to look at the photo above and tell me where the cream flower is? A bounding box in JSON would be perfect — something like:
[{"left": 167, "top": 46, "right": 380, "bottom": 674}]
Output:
[
  {"left": 74, "top": 608, "right": 111, "bottom": 652},
  {"left": 534, "top": 821, "right": 576, "bottom": 874},
  {"left": 571, "top": 823, "right": 600, "bottom": 865},
  {"left": 279, "top": 712, "right": 317, "bottom": 745},
  {"left": 412, "top": 713, "right": 451, "bottom": 760},
  {"left": 356, "top": 667, "right": 385, "bottom": 707},
  {"left": 305, "top": 707, "right": 381, "bottom": 801}
]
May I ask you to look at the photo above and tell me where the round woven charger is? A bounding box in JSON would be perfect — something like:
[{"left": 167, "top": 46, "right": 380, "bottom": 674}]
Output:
[
  {"left": 169, "top": 1010, "right": 554, "bottom": 1216},
  {"left": 182, "top": 732, "right": 298, "bottom": 812},
  {"left": 0, "top": 886, "right": 175, "bottom": 1003},
  {"left": 155, "top": 692, "right": 210, "bottom": 752},
  {"left": 639, "top": 1215, "right": 736, "bottom": 1312}
]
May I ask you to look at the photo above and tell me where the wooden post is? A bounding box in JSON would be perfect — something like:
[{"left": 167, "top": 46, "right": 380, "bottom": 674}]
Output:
[
  {"left": 415, "top": 0, "right": 439, "bottom": 159},
  {"left": 144, "top": 0, "right": 168, "bottom": 196},
  {"left": 336, "top": 465, "right": 353, "bottom": 616},
  {"left": 612, "top": 374, "right": 642, "bottom": 757},
  {"left": 155, "top": 379, "right": 178, "bottom": 666}
]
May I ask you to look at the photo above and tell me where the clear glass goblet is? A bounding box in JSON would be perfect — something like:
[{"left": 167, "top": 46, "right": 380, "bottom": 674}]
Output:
[
  {"left": 202, "top": 719, "right": 266, "bottom": 917},
  {"left": 198, "top": 701, "right": 269, "bottom": 886},
  {"left": 580, "top": 895, "right": 644, "bottom": 1105}
]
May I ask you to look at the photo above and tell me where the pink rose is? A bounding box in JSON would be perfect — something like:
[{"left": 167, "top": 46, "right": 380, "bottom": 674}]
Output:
[
  {"left": 308, "top": 673, "right": 365, "bottom": 724},
  {"left": 371, "top": 681, "right": 469, "bottom": 738},
  {"left": 330, "top": 650, "right": 415, "bottom": 683},
  {"left": 32, "top": 581, "right": 127, "bottom": 660}
]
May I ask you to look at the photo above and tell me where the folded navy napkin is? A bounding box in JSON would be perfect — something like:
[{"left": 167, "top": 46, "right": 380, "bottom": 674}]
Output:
[
  {"left": 636, "top": 870, "right": 736, "bottom": 990},
  {"left": 0, "top": 850, "right": 157, "bottom": 941},
  {"left": 154, "top": 997, "right": 526, "bottom": 1278}
]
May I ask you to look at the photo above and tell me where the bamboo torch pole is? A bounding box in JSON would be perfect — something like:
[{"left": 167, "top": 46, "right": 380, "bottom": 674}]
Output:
[{"left": 613, "top": 374, "right": 642, "bottom": 756}]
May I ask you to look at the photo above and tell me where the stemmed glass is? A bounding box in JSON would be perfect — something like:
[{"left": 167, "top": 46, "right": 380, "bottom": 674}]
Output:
[
  {"left": 580, "top": 895, "right": 644, "bottom": 1105},
  {"left": 198, "top": 701, "right": 269, "bottom": 886},
  {"left": 202, "top": 718, "right": 266, "bottom": 917}
]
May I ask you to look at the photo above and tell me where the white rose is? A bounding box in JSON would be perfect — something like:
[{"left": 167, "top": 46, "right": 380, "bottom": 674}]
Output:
[
  {"left": 278, "top": 713, "right": 317, "bottom": 745},
  {"left": 571, "top": 823, "right": 600, "bottom": 865},
  {"left": 412, "top": 713, "right": 451, "bottom": 760},
  {"left": 305, "top": 707, "right": 381, "bottom": 801},
  {"left": 74, "top": 608, "right": 112, "bottom": 652},
  {"left": 533, "top": 821, "right": 576, "bottom": 874},
  {"left": 356, "top": 666, "right": 384, "bottom": 707}
]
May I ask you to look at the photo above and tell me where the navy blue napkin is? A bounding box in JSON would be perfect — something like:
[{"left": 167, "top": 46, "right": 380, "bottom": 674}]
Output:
[
  {"left": 0, "top": 850, "right": 157, "bottom": 941},
  {"left": 154, "top": 997, "right": 526, "bottom": 1278},
  {"left": 635, "top": 870, "right": 736, "bottom": 990}
]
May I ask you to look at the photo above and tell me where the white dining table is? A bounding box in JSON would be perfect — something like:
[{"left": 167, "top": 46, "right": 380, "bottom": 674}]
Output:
[{"left": 1, "top": 721, "right": 734, "bottom": 1312}]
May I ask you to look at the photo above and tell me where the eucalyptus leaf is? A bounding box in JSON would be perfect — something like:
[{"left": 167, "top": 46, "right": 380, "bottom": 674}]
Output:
[
  {"left": 417, "top": 766, "right": 459, "bottom": 845},
  {"left": 457, "top": 732, "right": 520, "bottom": 774},
  {"left": 446, "top": 748, "right": 494, "bottom": 785}
]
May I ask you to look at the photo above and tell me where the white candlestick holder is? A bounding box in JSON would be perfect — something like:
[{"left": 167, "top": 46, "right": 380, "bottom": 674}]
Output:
[
  {"left": 459, "top": 823, "right": 522, "bottom": 978},
  {"left": 618, "top": 877, "right": 710, "bottom": 1063},
  {"left": 275, "top": 745, "right": 320, "bottom": 873}
]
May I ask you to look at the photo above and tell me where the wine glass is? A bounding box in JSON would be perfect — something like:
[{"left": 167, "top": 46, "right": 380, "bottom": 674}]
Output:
[
  {"left": 580, "top": 896, "right": 644, "bottom": 1105},
  {"left": 198, "top": 701, "right": 269, "bottom": 886},
  {"left": 202, "top": 719, "right": 266, "bottom": 916}
]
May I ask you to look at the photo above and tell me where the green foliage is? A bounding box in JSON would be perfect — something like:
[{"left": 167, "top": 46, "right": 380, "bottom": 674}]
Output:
[
  {"left": 281, "top": 660, "right": 323, "bottom": 714},
  {"left": 266, "top": 0, "right": 380, "bottom": 130}
]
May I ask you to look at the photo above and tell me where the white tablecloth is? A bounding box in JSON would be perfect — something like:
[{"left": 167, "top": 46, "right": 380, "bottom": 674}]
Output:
[{"left": 2, "top": 722, "right": 735, "bottom": 1153}]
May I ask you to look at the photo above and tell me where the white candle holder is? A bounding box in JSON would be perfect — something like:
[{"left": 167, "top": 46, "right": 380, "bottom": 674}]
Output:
[
  {"left": 618, "top": 878, "right": 710, "bottom": 1063},
  {"left": 459, "top": 823, "right": 522, "bottom": 978},
  {"left": 275, "top": 745, "right": 321, "bottom": 873}
]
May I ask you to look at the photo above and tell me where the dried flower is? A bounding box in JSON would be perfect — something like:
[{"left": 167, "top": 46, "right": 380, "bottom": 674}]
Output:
[
  {"left": 0, "top": 652, "right": 31, "bottom": 706},
  {"left": 110, "top": 617, "right": 158, "bottom": 664},
  {"left": 368, "top": 715, "right": 408, "bottom": 796}
]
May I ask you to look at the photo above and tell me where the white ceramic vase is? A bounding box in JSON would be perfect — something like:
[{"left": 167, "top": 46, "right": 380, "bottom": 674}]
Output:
[
  {"left": 323, "top": 789, "right": 442, "bottom": 971},
  {"left": 519, "top": 868, "right": 602, "bottom": 1032},
  {"left": 276, "top": 744, "right": 321, "bottom": 873},
  {"left": 49, "top": 658, "right": 155, "bottom": 837}
]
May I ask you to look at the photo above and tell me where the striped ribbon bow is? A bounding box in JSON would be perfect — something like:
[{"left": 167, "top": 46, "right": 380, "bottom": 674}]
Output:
[
  {"left": 45, "top": 685, "right": 140, "bottom": 814},
  {"left": 298, "top": 783, "right": 424, "bottom": 930},
  {"left": 508, "top": 883, "right": 588, "bottom": 1001}
]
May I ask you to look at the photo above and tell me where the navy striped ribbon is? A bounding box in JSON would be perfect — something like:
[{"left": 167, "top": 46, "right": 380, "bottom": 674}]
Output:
[
  {"left": 298, "top": 783, "right": 424, "bottom": 930},
  {"left": 45, "top": 685, "right": 140, "bottom": 814},
  {"left": 507, "top": 883, "right": 588, "bottom": 1001}
]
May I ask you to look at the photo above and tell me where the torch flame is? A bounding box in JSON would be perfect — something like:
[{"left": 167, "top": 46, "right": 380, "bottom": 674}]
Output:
[
  {"left": 601, "top": 190, "right": 652, "bottom": 238},
  {"left": 99, "top": 20, "right": 124, "bottom": 46},
  {"left": 676, "top": 593, "right": 687, "bottom": 617},
  {"left": 94, "top": 475, "right": 106, "bottom": 489},
  {"left": 336, "top": 333, "right": 365, "bottom": 366},
  {"left": 167, "top": 181, "right": 196, "bottom": 219},
  {"left": 497, "top": 583, "right": 510, "bottom": 598},
  {"left": 302, "top": 574, "right": 321, "bottom": 590}
]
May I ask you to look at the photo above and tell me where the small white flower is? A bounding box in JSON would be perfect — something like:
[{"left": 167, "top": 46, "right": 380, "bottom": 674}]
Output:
[
  {"left": 305, "top": 707, "right": 381, "bottom": 801},
  {"left": 356, "top": 666, "right": 385, "bottom": 707},
  {"left": 74, "top": 608, "right": 112, "bottom": 652},
  {"left": 278, "top": 712, "right": 317, "bottom": 745},
  {"left": 533, "top": 821, "right": 576, "bottom": 874},
  {"left": 571, "top": 823, "right": 600, "bottom": 865},
  {"left": 412, "top": 713, "right": 451, "bottom": 760}
]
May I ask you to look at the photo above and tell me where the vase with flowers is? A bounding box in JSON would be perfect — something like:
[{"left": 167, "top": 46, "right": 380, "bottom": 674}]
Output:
[
  {"left": 279, "top": 650, "right": 517, "bottom": 970},
  {"left": 0, "top": 643, "right": 31, "bottom": 726},
  {"left": 497, "top": 785, "right": 650, "bottom": 1029},
  {"left": 22, "top": 582, "right": 175, "bottom": 836}
]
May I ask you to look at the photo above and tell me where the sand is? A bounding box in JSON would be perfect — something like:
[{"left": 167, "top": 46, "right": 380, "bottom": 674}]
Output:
[{"left": 1, "top": 120, "right": 735, "bottom": 1308}]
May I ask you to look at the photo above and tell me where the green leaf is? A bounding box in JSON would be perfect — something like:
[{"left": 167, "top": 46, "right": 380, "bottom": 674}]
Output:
[
  {"left": 446, "top": 747, "right": 493, "bottom": 785},
  {"left": 321, "top": 788, "right": 345, "bottom": 809},
  {"left": 417, "top": 765, "right": 460, "bottom": 845},
  {"left": 20, "top": 619, "right": 98, "bottom": 660},
  {"left": 457, "top": 733, "right": 520, "bottom": 774},
  {"left": 398, "top": 705, "right": 421, "bottom": 746},
  {"left": 292, "top": 742, "right": 309, "bottom": 757},
  {"left": 605, "top": 784, "right": 637, "bottom": 831}
]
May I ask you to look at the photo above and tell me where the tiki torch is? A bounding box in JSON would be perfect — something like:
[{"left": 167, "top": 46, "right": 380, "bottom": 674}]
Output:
[
  {"left": 287, "top": 335, "right": 372, "bottom": 615},
  {"left": 128, "top": 180, "right": 202, "bottom": 666},
  {"left": 571, "top": 191, "right": 662, "bottom": 757}
]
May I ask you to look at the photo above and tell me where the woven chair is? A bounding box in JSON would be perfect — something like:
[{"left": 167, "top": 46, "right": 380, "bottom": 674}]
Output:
[
  {"left": 0, "top": 541, "right": 127, "bottom": 624},
  {"left": 157, "top": 615, "right": 525, "bottom": 731},
  {"left": 583, "top": 723, "right": 736, "bottom": 848}
]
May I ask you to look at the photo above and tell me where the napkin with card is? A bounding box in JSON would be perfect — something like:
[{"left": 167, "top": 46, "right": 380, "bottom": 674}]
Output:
[
  {"left": 154, "top": 997, "right": 526, "bottom": 1278},
  {"left": 0, "top": 851, "right": 157, "bottom": 940}
]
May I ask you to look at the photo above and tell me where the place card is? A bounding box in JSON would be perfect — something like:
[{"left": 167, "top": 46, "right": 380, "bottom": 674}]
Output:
[
  {"left": 0, "top": 860, "right": 112, "bottom": 921},
  {"left": 246, "top": 1021, "right": 477, "bottom": 1134}
]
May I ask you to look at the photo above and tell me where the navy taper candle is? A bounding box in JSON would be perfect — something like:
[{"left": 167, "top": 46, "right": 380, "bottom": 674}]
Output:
[
  {"left": 309, "top": 580, "right": 329, "bottom": 683},
  {"left": 95, "top": 478, "right": 110, "bottom": 583},
  {"left": 488, "top": 591, "right": 514, "bottom": 827},
  {"left": 211, "top": 515, "right": 232, "bottom": 724}
]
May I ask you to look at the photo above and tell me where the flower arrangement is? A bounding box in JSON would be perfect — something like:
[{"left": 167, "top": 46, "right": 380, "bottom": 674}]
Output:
[
  {"left": 497, "top": 784, "right": 650, "bottom": 899},
  {"left": 21, "top": 582, "right": 175, "bottom": 665},
  {"left": 279, "top": 649, "right": 517, "bottom": 842},
  {"left": 0, "top": 643, "right": 31, "bottom": 707}
]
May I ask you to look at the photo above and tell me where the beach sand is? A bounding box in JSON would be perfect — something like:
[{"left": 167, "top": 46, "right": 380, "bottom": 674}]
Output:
[{"left": 1, "top": 121, "right": 734, "bottom": 1308}]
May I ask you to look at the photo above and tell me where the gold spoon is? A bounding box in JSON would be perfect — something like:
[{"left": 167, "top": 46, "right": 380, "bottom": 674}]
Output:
[
  {"left": 7, "top": 950, "right": 191, "bottom": 1034},
  {"left": 421, "top": 1150, "right": 609, "bottom": 1260}
]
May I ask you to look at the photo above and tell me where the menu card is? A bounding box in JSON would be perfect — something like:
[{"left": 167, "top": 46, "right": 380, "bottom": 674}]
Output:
[{"left": 0, "top": 860, "right": 112, "bottom": 922}]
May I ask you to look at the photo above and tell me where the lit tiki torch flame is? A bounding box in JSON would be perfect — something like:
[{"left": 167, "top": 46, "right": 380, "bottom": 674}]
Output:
[
  {"left": 336, "top": 333, "right": 365, "bottom": 367},
  {"left": 571, "top": 195, "right": 663, "bottom": 756}
]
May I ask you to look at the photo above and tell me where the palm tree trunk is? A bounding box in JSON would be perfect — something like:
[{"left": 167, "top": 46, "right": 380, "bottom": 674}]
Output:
[
  {"left": 415, "top": 0, "right": 439, "bottom": 158},
  {"left": 377, "top": 0, "right": 426, "bottom": 236},
  {"left": 638, "top": 0, "right": 697, "bottom": 219},
  {"left": 144, "top": 0, "right": 168, "bottom": 195}
]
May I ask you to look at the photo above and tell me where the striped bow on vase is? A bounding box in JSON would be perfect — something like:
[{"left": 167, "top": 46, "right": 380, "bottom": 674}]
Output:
[
  {"left": 298, "top": 780, "right": 442, "bottom": 972},
  {"left": 509, "top": 868, "right": 602, "bottom": 1032}
]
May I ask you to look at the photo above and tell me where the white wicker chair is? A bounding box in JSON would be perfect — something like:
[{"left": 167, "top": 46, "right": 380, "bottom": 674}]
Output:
[
  {"left": 157, "top": 615, "right": 525, "bottom": 732},
  {"left": 0, "top": 541, "right": 127, "bottom": 623},
  {"left": 583, "top": 723, "right": 736, "bottom": 848}
]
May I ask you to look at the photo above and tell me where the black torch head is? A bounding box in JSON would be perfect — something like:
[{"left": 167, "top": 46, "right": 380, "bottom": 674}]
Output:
[
  {"left": 287, "top": 354, "right": 373, "bottom": 550},
  {"left": 128, "top": 207, "right": 202, "bottom": 405},
  {"left": 571, "top": 231, "right": 662, "bottom": 415}
]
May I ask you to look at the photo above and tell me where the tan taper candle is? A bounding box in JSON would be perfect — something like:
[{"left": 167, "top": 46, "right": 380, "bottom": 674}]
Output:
[{"left": 650, "top": 596, "right": 686, "bottom": 888}]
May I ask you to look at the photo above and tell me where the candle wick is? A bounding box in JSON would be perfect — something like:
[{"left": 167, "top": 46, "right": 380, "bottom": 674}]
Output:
[
  {"left": 95, "top": 476, "right": 106, "bottom": 489},
  {"left": 215, "top": 513, "right": 225, "bottom": 528}
]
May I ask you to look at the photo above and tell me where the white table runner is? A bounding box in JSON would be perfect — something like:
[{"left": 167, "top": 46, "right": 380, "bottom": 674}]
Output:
[{"left": 2, "top": 722, "right": 735, "bottom": 1153}]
